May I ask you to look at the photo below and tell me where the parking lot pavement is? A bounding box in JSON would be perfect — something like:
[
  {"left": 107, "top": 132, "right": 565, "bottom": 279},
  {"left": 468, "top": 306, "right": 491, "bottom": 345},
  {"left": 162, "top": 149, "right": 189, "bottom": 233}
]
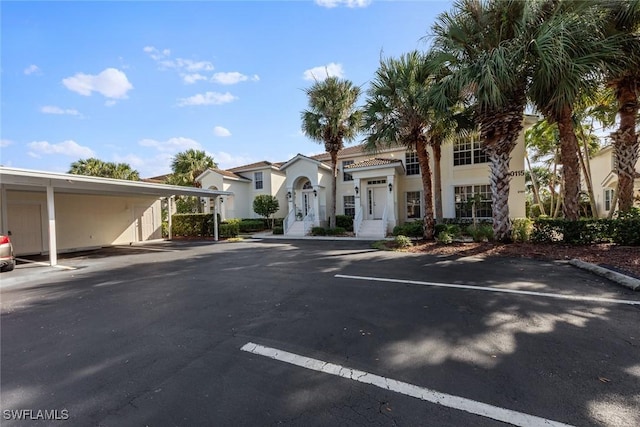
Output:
[{"left": 1, "top": 240, "right": 639, "bottom": 426}]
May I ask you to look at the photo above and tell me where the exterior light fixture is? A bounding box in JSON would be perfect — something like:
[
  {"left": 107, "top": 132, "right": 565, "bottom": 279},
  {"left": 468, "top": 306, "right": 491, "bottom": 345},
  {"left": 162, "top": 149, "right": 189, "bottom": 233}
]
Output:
[
  {"left": 354, "top": 186, "right": 359, "bottom": 195},
  {"left": 287, "top": 191, "right": 291, "bottom": 199},
  {"left": 313, "top": 189, "right": 317, "bottom": 197},
  {"left": 219, "top": 197, "right": 224, "bottom": 203},
  {"left": 388, "top": 183, "right": 393, "bottom": 192}
]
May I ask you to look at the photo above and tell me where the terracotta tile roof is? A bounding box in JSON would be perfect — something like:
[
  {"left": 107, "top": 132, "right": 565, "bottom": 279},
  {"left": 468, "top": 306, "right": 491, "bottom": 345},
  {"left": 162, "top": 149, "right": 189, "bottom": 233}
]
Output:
[
  {"left": 142, "top": 173, "right": 171, "bottom": 183},
  {"left": 345, "top": 158, "right": 404, "bottom": 169},
  {"left": 310, "top": 144, "right": 369, "bottom": 161},
  {"left": 212, "top": 168, "right": 250, "bottom": 180}
]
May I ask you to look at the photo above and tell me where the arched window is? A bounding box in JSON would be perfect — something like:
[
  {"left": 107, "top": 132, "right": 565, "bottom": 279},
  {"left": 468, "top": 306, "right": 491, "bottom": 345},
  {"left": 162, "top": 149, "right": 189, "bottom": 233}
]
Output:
[{"left": 302, "top": 180, "right": 312, "bottom": 190}]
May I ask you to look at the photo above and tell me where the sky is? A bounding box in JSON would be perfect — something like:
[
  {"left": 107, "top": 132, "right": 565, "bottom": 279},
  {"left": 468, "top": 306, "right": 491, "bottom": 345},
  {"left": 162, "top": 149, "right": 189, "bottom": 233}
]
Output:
[{"left": 1, "top": 0, "right": 453, "bottom": 178}]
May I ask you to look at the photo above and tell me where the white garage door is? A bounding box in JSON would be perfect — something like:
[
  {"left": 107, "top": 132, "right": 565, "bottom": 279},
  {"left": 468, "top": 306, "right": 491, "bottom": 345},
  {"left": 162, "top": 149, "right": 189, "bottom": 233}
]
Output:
[{"left": 8, "top": 203, "right": 44, "bottom": 255}]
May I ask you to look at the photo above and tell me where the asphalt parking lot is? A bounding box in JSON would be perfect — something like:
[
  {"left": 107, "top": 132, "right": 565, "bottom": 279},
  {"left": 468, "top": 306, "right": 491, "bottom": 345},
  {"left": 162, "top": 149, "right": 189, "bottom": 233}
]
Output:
[{"left": 1, "top": 239, "right": 639, "bottom": 426}]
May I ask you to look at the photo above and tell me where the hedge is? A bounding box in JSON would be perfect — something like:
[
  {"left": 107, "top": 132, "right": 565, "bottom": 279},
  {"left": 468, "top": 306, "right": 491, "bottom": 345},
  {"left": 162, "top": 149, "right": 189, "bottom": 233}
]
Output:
[
  {"left": 392, "top": 221, "right": 424, "bottom": 237},
  {"left": 336, "top": 215, "right": 354, "bottom": 231},
  {"left": 172, "top": 213, "right": 214, "bottom": 237},
  {"left": 530, "top": 216, "right": 640, "bottom": 245}
]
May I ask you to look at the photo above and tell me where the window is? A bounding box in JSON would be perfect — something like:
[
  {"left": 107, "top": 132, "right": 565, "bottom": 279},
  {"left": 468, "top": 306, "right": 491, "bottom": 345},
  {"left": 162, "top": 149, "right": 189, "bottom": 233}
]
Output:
[
  {"left": 453, "top": 140, "right": 488, "bottom": 166},
  {"left": 604, "top": 188, "right": 614, "bottom": 211},
  {"left": 342, "top": 160, "right": 354, "bottom": 181},
  {"left": 406, "top": 151, "right": 420, "bottom": 175},
  {"left": 454, "top": 185, "right": 492, "bottom": 218},
  {"left": 344, "top": 195, "right": 355, "bottom": 217},
  {"left": 254, "top": 172, "right": 263, "bottom": 190},
  {"left": 406, "top": 191, "right": 421, "bottom": 219}
]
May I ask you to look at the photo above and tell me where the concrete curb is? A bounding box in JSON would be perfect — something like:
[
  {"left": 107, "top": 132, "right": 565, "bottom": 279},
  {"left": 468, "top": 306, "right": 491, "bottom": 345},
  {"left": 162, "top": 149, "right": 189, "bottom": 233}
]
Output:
[{"left": 569, "top": 259, "right": 640, "bottom": 291}]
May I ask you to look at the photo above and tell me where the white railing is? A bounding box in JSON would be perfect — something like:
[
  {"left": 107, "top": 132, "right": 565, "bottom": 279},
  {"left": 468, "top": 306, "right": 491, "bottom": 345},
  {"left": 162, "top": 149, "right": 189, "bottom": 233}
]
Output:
[
  {"left": 354, "top": 207, "right": 363, "bottom": 237},
  {"left": 303, "top": 208, "right": 315, "bottom": 236},
  {"left": 382, "top": 206, "right": 388, "bottom": 237},
  {"left": 284, "top": 209, "right": 296, "bottom": 234}
]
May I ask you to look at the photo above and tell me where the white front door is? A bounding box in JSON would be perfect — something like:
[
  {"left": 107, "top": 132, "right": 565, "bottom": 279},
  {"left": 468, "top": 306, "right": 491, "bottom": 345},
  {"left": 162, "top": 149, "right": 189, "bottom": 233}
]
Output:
[
  {"left": 302, "top": 191, "right": 313, "bottom": 216},
  {"left": 367, "top": 187, "right": 386, "bottom": 219}
]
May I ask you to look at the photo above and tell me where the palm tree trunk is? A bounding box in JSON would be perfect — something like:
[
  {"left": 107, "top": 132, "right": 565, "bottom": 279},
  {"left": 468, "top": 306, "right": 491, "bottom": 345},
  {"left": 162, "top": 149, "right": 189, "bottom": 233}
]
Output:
[
  {"left": 556, "top": 106, "right": 581, "bottom": 220},
  {"left": 525, "top": 151, "right": 546, "bottom": 216},
  {"left": 432, "top": 142, "right": 443, "bottom": 223},
  {"left": 416, "top": 140, "right": 435, "bottom": 240},
  {"left": 329, "top": 150, "right": 338, "bottom": 229},
  {"left": 576, "top": 126, "right": 598, "bottom": 218},
  {"left": 612, "top": 78, "right": 639, "bottom": 212},
  {"left": 487, "top": 148, "right": 513, "bottom": 242}
]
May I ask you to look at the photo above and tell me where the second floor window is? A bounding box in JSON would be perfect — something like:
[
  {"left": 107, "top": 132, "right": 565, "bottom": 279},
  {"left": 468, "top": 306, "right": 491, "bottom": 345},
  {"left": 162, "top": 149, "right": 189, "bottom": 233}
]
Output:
[
  {"left": 454, "top": 140, "right": 488, "bottom": 166},
  {"left": 342, "top": 160, "right": 354, "bottom": 181},
  {"left": 254, "top": 172, "right": 263, "bottom": 190},
  {"left": 406, "top": 151, "right": 420, "bottom": 175}
]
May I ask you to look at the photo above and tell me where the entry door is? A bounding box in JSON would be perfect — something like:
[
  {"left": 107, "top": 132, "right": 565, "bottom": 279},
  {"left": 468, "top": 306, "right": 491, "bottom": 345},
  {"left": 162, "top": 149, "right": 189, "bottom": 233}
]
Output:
[
  {"left": 8, "top": 203, "right": 44, "bottom": 255},
  {"left": 367, "top": 187, "right": 386, "bottom": 219},
  {"left": 302, "top": 192, "right": 313, "bottom": 216},
  {"left": 134, "top": 206, "right": 157, "bottom": 242}
]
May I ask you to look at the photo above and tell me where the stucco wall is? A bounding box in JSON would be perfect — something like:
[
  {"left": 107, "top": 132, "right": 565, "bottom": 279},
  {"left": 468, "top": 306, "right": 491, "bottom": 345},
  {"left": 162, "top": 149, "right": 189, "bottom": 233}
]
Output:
[{"left": 3, "top": 190, "right": 161, "bottom": 255}]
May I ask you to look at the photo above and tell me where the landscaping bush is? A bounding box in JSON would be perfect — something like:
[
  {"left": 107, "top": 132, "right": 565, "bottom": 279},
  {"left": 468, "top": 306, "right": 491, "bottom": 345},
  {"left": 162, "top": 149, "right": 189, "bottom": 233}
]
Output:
[
  {"left": 446, "top": 224, "right": 462, "bottom": 237},
  {"left": 434, "top": 223, "right": 448, "bottom": 237},
  {"left": 238, "top": 219, "right": 267, "bottom": 233},
  {"left": 172, "top": 213, "right": 213, "bottom": 237},
  {"left": 272, "top": 226, "right": 284, "bottom": 235},
  {"left": 325, "top": 227, "right": 347, "bottom": 236},
  {"left": 392, "top": 221, "right": 424, "bottom": 238},
  {"left": 394, "top": 235, "right": 412, "bottom": 248},
  {"left": 612, "top": 209, "right": 640, "bottom": 245},
  {"left": 219, "top": 223, "right": 239, "bottom": 238},
  {"left": 436, "top": 231, "right": 453, "bottom": 244},
  {"left": 466, "top": 224, "right": 493, "bottom": 242},
  {"left": 531, "top": 218, "right": 615, "bottom": 245},
  {"left": 511, "top": 218, "right": 533, "bottom": 243},
  {"left": 311, "top": 227, "right": 327, "bottom": 236},
  {"left": 336, "top": 215, "right": 354, "bottom": 232}
]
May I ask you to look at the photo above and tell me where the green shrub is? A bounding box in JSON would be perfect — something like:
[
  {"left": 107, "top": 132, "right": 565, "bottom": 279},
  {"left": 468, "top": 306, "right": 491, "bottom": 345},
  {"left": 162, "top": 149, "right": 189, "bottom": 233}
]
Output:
[
  {"left": 531, "top": 218, "right": 615, "bottom": 245},
  {"left": 172, "top": 213, "right": 213, "bottom": 237},
  {"left": 392, "top": 221, "right": 424, "bottom": 238},
  {"left": 612, "top": 208, "right": 640, "bottom": 245},
  {"left": 272, "top": 226, "right": 284, "bottom": 235},
  {"left": 394, "top": 235, "right": 412, "bottom": 248},
  {"left": 326, "top": 227, "right": 347, "bottom": 236},
  {"left": 219, "top": 223, "right": 239, "bottom": 238},
  {"left": 238, "top": 219, "right": 267, "bottom": 233},
  {"left": 511, "top": 218, "right": 533, "bottom": 243},
  {"left": 446, "top": 224, "right": 462, "bottom": 237},
  {"left": 311, "top": 227, "right": 327, "bottom": 236},
  {"left": 436, "top": 231, "right": 453, "bottom": 244},
  {"left": 336, "top": 215, "right": 354, "bottom": 231},
  {"left": 466, "top": 224, "right": 493, "bottom": 242},
  {"left": 434, "top": 223, "right": 448, "bottom": 236}
]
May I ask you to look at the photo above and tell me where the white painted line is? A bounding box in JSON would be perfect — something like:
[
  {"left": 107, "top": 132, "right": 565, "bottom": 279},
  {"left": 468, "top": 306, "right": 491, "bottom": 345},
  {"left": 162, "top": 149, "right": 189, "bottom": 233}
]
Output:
[
  {"left": 15, "top": 258, "right": 76, "bottom": 270},
  {"left": 113, "top": 245, "right": 178, "bottom": 252},
  {"left": 335, "top": 274, "right": 640, "bottom": 306},
  {"left": 241, "top": 342, "right": 573, "bottom": 427}
]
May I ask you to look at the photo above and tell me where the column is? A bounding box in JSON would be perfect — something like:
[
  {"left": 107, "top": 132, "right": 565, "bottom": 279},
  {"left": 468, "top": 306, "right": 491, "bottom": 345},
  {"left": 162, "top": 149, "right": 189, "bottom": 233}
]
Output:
[
  {"left": 46, "top": 185, "right": 57, "bottom": 266},
  {"left": 167, "top": 197, "right": 173, "bottom": 240}
]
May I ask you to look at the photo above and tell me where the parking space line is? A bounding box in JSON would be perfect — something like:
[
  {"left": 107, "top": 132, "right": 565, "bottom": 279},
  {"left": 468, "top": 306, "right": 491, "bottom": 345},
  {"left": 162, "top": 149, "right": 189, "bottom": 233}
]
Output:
[
  {"left": 241, "top": 342, "right": 573, "bottom": 427},
  {"left": 15, "top": 258, "right": 76, "bottom": 270},
  {"left": 335, "top": 274, "right": 640, "bottom": 306}
]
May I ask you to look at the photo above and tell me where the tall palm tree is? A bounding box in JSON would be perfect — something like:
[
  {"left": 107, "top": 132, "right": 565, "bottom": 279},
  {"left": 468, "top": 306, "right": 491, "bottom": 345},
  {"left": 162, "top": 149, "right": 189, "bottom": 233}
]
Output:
[
  {"left": 599, "top": 0, "right": 640, "bottom": 212},
  {"left": 169, "top": 149, "right": 216, "bottom": 187},
  {"left": 430, "top": 0, "right": 530, "bottom": 242},
  {"left": 301, "top": 76, "right": 362, "bottom": 229},
  {"left": 527, "top": 0, "right": 620, "bottom": 220},
  {"left": 363, "top": 51, "right": 437, "bottom": 239},
  {"left": 69, "top": 158, "right": 139, "bottom": 180}
]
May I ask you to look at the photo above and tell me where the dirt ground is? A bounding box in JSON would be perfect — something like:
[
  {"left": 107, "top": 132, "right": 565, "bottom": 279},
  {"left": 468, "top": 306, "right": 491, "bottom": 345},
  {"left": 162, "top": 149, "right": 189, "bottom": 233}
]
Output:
[{"left": 407, "top": 242, "right": 640, "bottom": 279}]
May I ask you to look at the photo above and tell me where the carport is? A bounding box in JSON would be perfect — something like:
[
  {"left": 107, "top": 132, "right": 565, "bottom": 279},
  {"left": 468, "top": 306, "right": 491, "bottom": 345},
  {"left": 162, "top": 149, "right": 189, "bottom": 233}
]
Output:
[{"left": 0, "top": 167, "right": 231, "bottom": 267}]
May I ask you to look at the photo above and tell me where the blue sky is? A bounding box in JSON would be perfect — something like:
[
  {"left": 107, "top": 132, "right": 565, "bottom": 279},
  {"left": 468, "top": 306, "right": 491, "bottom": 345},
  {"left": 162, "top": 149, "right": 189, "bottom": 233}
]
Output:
[{"left": 1, "top": 0, "right": 452, "bottom": 178}]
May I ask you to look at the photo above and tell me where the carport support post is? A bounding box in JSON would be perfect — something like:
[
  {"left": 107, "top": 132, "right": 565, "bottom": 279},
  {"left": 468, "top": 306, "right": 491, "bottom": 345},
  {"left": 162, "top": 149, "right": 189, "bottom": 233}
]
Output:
[
  {"left": 213, "top": 197, "right": 219, "bottom": 241},
  {"left": 167, "top": 196, "right": 173, "bottom": 240},
  {"left": 46, "top": 185, "right": 58, "bottom": 266}
]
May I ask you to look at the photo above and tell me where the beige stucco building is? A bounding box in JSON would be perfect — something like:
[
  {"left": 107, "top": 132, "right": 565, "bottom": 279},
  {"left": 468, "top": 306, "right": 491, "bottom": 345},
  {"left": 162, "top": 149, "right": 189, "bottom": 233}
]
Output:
[
  {"left": 198, "top": 115, "right": 538, "bottom": 238},
  {"left": 589, "top": 145, "right": 640, "bottom": 217}
]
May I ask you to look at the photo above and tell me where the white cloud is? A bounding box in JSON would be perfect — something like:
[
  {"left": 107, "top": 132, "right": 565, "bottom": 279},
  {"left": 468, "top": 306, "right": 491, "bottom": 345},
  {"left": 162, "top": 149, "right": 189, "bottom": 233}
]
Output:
[
  {"left": 0, "top": 139, "right": 14, "bottom": 148},
  {"left": 182, "top": 73, "right": 208, "bottom": 84},
  {"left": 213, "top": 151, "right": 258, "bottom": 170},
  {"left": 104, "top": 100, "right": 117, "bottom": 107},
  {"left": 303, "top": 62, "right": 345, "bottom": 81},
  {"left": 143, "top": 46, "right": 171, "bottom": 61},
  {"left": 211, "top": 72, "right": 260, "bottom": 85},
  {"left": 62, "top": 68, "right": 133, "bottom": 99},
  {"left": 27, "top": 140, "right": 95, "bottom": 159},
  {"left": 213, "top": 126, "right": 232, "bottom": 137},
  {"left": 315, "top": 0, "right": 371, "bottom": 7},
  {"left": 40, "top": 105, "right": 82, "bottom": 116},
  {"left": 138, "top": 137, "right": 202, "bottom": 153},
  {"left": 177, "top": 91, "right": 237, "bottom": 107},
  {"left": 24, "top": 64, "right": 41, "bottom": 75}
]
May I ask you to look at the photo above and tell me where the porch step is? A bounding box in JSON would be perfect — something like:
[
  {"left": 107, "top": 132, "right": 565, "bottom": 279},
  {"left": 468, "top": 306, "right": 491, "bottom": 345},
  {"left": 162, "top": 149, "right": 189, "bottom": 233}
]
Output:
[
  {"left": 285, "top": 220, "right": 306, "bottom": 236},
  {"left": 357, "top": 219, "right": 385, "bottom": 239}
]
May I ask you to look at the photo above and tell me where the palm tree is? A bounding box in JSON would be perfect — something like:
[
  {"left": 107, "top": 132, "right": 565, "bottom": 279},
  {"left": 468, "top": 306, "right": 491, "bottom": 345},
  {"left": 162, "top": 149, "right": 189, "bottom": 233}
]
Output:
[
  {"left": 430, "top": 0, "right": 530, "bottom": 242},
  {"left": 599, "top": 0, "right": 640, "bottom": 212},
  {"left": 527, "top": 1, "right": 620, "bottom": 220},
  {"left": 169, "top": 149, "right": 216, "bottom": 187},
  {"left": 301, "top": 76, "right": 362, "bottom": 229},
  {"left": 69, "top": 158, "right": 139, "bottom": 180},
  {"left": 363, "top": 51, "right": 437, "bottom": 239}
]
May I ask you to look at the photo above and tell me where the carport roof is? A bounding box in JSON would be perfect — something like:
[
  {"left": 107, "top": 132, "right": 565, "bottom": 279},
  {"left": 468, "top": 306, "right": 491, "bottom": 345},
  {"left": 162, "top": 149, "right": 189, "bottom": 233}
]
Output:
[{"left": 0, "top": 167, "right": 232, "bottom": 198}]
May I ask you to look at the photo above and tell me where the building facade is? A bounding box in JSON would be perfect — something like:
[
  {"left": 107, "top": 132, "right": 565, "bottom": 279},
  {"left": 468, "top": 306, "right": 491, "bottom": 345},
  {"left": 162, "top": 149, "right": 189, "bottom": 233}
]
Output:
[
  {"left": 197, "top": 115, "right": 537, "bottom": 238},
  {"left": 589, "top": 145, "right": 640, "bottom": 217}
]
